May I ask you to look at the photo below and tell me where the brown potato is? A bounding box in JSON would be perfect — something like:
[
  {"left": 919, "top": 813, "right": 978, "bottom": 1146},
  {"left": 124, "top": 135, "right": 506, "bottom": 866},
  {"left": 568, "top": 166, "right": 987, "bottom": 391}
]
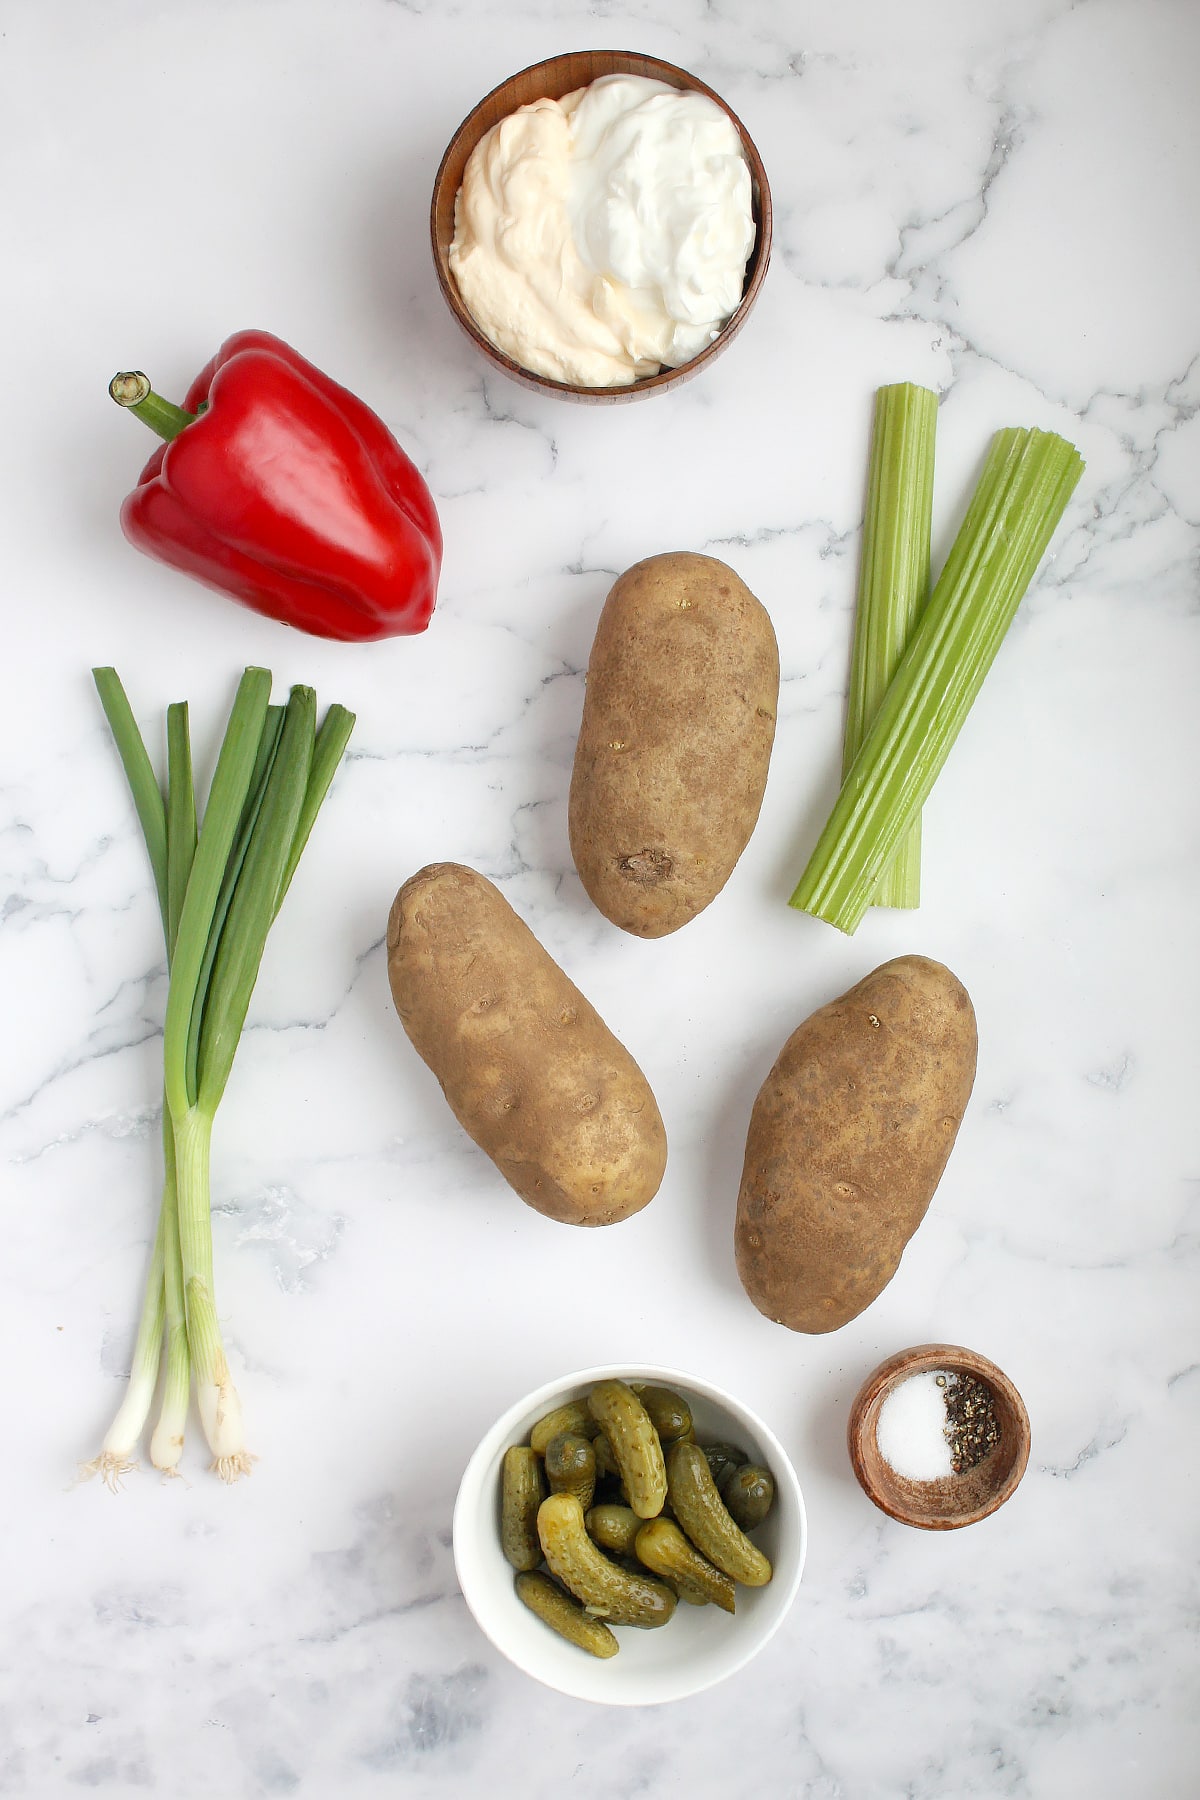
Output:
[
  {"left": 734, "top": 956, "right": 977, "bottom": 1332},
  {"left": 568, "top": 552, "right": 779, "bottom": 938},
  {"left": 387, "top": 862, "right": 666, "bottom": 1226}
]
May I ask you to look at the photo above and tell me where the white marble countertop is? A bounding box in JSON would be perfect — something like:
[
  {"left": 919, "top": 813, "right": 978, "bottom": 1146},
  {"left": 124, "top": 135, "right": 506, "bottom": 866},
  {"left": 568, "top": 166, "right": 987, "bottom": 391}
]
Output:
[{"left": 3, "top": 1, "right": 1198, "bottom": 1794}]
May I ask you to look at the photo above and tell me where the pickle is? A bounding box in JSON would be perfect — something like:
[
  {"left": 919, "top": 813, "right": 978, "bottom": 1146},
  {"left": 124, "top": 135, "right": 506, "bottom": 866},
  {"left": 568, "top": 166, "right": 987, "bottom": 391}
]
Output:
[
  {"left": 529, "top": 1400, "right": 598, "bottom": 1457},
  {"left": 720, "top": 1462, "right": 775, "bottom": 1531},
  {"left": 593, "top": 1436, "right": 651, "bottom": 1503},
  {"left": 634, "top": 1517, "right": 736, "bottom": 1613},
  {"left": 501, "top": 1445, "right": 546, "bottom": 1572},
  {"left": 587, "top": 1380, "right": 667, "bottom": 1519},
  {"left": 585, "top": 1503, "right": 642, "bottom": 1558},
  {"left": 702, "top": 1441, "right": 749, "bottom": 1488},
  {"left": 630, "top": 1383, "right": 694, "bottom": 1444},
  {"left": 544, "top": 1431, "right": 596, "bottom": 1510},
  {"left": 591, "top": 1437, "right": 634, "bottom": 1509},
  {"left": 665, "top": 1440, "right": 772, "bottom": 1587},
  {"left": 514, "top": 1571, "right": 619, "bottom": 1659},
  {"left": 592, "top": 1433, "right": 620, "bottom": 1480},
  {"left": 537, "top": 1493, "right": 677, "bottom": 1628}
]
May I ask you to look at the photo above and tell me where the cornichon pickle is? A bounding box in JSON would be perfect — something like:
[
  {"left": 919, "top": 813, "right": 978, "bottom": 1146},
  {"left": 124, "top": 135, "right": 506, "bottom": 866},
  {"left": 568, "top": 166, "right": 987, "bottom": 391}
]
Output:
[
  {"left": 585, "top": 1503, "right": 642, "bottom": 1558},
  {"left": 630, "top": 1383, "right": 694, "bottom": 1444},
  {"left": 587, "top": 1380, "right": 667, "bottom": 1519},
  {"left": 544, "top": 1431, "right": 597, "bottom": 1510},
  {"left": 537, "top": 1493, "right": 677, "bottom": 1628},
  {"left": 529, "top": 1400, "right": 599, "bottom": 1457},
  {"left": 665, "top": 1440, "right": 772, "bottom": 1587},
  {"left": 592, "top": 1433, "right": 620, "bottom": 1479},
  {"left": 720, "top": 1462, "right": 775, "bottom": 1531},
  {"left": 501, "top": 1445, "right": 546, "bottom": 1572},
  {"left": 591, "top": 1438, "right": 648, "bottom": 1508},
  {"left": 634, "top": 1517, "right": 736, "bottom": 1613},
  {"left": 514, "top": 1571, "right": 619, "bottom": 1659},
  {"left": 702, "top": 1441, "right": 749, "bottom": 1488}
]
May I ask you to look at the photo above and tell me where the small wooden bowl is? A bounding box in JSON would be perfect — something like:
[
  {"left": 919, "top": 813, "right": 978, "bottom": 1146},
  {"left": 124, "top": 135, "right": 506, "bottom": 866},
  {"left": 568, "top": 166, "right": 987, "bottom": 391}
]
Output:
[
  {"left": 430, "top": 50, "right": 773, "bottom": 403},
  {"left": 847, "top": 1345, "right": 1031, "bottom": 1531}
]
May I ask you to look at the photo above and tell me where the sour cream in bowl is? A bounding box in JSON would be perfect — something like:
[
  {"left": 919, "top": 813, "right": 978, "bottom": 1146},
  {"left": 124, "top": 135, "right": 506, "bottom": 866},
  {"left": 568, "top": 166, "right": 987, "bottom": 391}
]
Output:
[{"left": 431, "top": 52, "right": 772, "bottom": 402}]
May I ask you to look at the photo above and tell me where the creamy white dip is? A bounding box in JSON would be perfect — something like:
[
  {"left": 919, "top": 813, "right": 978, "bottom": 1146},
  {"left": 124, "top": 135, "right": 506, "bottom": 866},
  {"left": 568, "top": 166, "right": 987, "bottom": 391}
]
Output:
[{"left": 448, "top": 74, "right": 756, "bottom": 387}]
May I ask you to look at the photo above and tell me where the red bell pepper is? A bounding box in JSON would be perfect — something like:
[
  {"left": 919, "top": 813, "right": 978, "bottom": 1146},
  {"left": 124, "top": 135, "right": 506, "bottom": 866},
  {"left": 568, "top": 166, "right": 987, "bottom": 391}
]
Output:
[{"left": 110, "top": 329, "right": 442, "bottom": 642}]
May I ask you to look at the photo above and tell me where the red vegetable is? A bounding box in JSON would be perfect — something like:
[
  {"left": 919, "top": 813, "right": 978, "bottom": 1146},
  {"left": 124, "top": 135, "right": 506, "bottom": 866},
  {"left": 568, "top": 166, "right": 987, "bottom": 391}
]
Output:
[{"left": 110, "top": 329, "right": 442, "bottom": 642}]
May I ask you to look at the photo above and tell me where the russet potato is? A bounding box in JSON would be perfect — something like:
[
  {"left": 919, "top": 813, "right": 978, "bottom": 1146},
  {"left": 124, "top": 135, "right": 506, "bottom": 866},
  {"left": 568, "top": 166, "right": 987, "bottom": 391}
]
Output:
[
  {"left": 387, "top": 862, "right": 666, "bottom": 1226},
  {"left": 735, "top": 956, "right": 978, "bottom": 1332},
  {"left": 569, "top": 551, "right": 779, "bottom": 938}
]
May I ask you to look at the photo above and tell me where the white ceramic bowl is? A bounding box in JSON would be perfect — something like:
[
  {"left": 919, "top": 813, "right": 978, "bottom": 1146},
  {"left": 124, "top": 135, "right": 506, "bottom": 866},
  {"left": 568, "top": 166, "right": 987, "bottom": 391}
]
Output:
[{"left": 453, "top": 1363, "right": 807, "bottom": 1704}]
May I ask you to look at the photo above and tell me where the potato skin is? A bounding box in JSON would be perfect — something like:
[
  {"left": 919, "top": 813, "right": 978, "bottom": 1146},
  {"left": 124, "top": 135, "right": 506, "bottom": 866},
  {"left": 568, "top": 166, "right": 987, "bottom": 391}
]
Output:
[
  {"left": 569, "top": 552, "right": 779, "bottom": 939},
  {"left": 734, "top": 956, "right": 978, "bottom": 1332},
  {"left": 386, "top": 862, "right": 666, "bottom": 1226}
]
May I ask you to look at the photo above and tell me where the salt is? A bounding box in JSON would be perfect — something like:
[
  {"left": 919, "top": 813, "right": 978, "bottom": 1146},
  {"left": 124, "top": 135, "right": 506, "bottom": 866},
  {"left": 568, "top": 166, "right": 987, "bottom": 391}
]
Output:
[{"left": 876, "top": 1371, "right": 955, "bottom": 1481}]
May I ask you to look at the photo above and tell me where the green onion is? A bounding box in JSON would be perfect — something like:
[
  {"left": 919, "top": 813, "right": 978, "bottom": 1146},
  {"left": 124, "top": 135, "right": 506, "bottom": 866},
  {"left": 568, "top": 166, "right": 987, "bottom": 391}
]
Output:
[
  {"left": 85, "top": 678, "right": 171, "bottom": 1488},
  {"left": 161, "top": 669, "right": 272, "bottom": 1122},
  {"left": 150, "top": 1118, "right": 189, "bottom": 1476},
  {"left": 843, "top": 383, "right": 937, "bottom": 909},
  {"left": 147, "top": 703, "right": 196, "bottom": 1477},
  {"left": 183, "top": 703, "right": 285, "bottom": 1105},
  {"left": 195, "top": 687, "right": 314, "bottom": 1114},
  {"left": 92, "top": 669, "right": 169, "bottom": 929},
  {"left": 84, "top": 668, "right": 354, "bottom": 1485},
  {"left": 281, "top": 703, "right": 356, "bottom": 900},
  {"left": 791, "top": 426, "right": 1084, "bottom": 934},
  {"left": 88, "top": 1209, "right": 166, "bottom": 1489}
]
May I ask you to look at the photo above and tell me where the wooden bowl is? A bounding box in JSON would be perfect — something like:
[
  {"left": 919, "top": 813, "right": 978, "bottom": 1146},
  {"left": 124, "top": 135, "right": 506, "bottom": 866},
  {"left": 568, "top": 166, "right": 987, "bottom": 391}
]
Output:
[
  {"left": 430, "top": 50, "right": 773, "bottom": 403},
  {"left": 847, "top": 1345, "right": 1031, "bottom": 1530}
]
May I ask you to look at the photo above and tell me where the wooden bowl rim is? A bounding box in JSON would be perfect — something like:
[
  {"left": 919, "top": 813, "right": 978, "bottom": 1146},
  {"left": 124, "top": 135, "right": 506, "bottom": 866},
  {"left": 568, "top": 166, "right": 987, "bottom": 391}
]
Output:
[
  {"left": 846, "top": 1343, "right": 1032, "bottom": 1531},
  {"left": 429, "top": 49, "right": 774, "bottom": 404}
]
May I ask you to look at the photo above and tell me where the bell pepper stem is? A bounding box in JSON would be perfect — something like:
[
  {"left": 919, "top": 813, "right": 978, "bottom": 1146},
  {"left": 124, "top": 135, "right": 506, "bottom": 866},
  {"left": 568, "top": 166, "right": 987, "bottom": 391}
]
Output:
[{"left": 109, "top": 371, "right": 197, "bottom": 442}]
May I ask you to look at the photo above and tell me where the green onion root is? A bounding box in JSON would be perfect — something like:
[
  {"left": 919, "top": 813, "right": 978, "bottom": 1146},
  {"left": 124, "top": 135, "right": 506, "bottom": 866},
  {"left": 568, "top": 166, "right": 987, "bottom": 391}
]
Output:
[
  {"left": 81, "top": 1214, "right": 166, "bottom": 1489},
  {"left": 171, "top": 1105, "right": 252, "bottom": 1478}
]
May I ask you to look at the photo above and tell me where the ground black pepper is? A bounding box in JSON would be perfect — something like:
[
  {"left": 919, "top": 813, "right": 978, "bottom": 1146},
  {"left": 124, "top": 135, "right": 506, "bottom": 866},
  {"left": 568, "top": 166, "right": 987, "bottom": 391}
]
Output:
[{"left": 939, "top": 1372, "right": 1002, "bottom": 1474}]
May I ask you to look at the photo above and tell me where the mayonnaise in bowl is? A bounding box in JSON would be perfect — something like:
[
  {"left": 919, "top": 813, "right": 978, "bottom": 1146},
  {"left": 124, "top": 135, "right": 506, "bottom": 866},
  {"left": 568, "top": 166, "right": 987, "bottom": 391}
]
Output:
[{"left": 448, "top": 74, "right": 757, "bottom": 389}]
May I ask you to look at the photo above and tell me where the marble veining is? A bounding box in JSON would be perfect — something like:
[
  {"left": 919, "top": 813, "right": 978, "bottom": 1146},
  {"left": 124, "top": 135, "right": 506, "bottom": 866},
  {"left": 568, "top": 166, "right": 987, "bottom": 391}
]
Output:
[{"left": 2, "top": 0, "right": 1198, "bottom": 1794}]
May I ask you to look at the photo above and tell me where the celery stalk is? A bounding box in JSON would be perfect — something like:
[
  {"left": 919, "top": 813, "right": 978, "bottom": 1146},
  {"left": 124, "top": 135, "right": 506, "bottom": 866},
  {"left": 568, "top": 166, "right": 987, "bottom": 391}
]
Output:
[
  {"left": 791, "top": 426, "right": 1084, "bottom": 933},
  {"left": 844, "top": 384, "right": 937, "bottom": 908}
]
